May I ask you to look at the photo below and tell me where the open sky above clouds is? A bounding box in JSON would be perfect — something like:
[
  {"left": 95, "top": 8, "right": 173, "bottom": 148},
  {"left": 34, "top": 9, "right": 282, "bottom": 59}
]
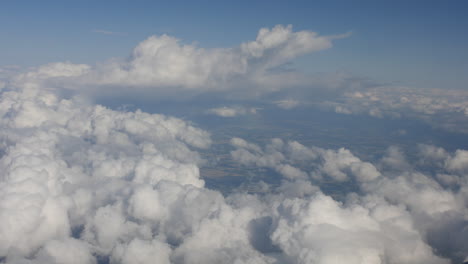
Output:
[
  {"left": 1, "top": 0, "right": 468, "bottom": 89},
  {"left": 1, "top": 1, "right": 468, "bottom": 264}
]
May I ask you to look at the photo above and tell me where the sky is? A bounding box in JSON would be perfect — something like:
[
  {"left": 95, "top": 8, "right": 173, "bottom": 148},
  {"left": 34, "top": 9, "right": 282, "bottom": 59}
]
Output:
[
  {"left": 1, "top": 1, "right": 468, "bottom": 264},
  {"left": 1, "top": 0, "right": 468, "bottom": 89}
]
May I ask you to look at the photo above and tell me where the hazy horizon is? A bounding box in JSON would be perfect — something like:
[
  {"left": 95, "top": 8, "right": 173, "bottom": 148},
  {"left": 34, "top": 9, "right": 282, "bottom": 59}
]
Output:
[{"left": 1, "top": 1, "right": 468, "bottom": 264}]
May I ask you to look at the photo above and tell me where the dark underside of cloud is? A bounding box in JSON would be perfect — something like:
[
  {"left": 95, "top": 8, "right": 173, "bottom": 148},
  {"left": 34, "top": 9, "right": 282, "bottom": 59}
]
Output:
[{"left": 0, "top": 25, "right": 468, "bottom": 264}]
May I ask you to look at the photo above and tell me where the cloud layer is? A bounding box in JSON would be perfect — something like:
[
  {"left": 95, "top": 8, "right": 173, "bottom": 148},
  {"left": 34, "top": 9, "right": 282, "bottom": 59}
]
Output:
[
  {"left": 6, "top": 25, "right": 468, "bottom": 134},
  {"left": 1, "top": 69, "right": 467, "bottom": 262},
  {"left": 325, "top": 86, "right": 468, "bottom": 133},
  {"left": 230, "top": 138, "right": 468, "bottom": 263},
  {"left": 1, "top": 25, "right": 468, "bottom": 264}
]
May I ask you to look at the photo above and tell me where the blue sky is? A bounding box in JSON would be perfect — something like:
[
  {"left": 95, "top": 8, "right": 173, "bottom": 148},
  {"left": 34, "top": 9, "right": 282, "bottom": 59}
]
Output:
[
  {"left": 2, "top": 2, "right": 468, "bottom": 263},
  {"left": 1, "top": 0, "right": 467, "bottom": 89}
]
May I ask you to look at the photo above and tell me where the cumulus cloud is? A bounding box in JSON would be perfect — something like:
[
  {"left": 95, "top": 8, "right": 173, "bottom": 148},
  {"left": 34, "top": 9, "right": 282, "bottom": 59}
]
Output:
[
  {"left": 325, "top": 86, "right": 468, "bottom": 133},
  {"left": 86, "top": 25, "right": 345, "bottom": 94},
  {"left": 2, "top": 25, "right": 468, "bottom": 264},
  {"left": 1, "top": 73, "right": 468, "bottom": 263},
  {"left": 6, "top": 25, "right": 468, "bottom": 136},
  {"left": 230, "top": 138, "right": 468, "bottom": 263},
  {"left": 0, "top": 77, "right": 213, "bottom": 262},
  {"left": 445, "top": 150, "right": 468, "bottom": 173},
  {"left": 230, "top": 137, "right": 380, "bottom": 182},
  {"left": 417, "top": 144, "right": 468, "bottom": 173},
  {"left": 10, "top": 25, "right": 468, "bottom": 134},
  {"left": 14, "top": 25, "right": 348, "bottom": 101}
]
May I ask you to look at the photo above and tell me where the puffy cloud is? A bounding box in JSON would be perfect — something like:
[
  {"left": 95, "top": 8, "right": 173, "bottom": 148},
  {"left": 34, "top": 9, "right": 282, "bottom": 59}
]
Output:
[
  {"left": 229, "top": 138, "right": 468, "bottom": 263},
  {"left": 270, "top": 194, "right": 448, "bottom": 264},
  {"left": 379, "top": 146, "right": 411, "bottom": 171},
  {"left": 6, "top": 25, "right": 350, "bottom": 104},
  {"left": 80, "top": 25, "right": 342, "bottom": 95},
  {"left": 112, "top": 239, "right": 171, "bottom": 264},
  {"left": 1, "top": 76, "right": 467, "bottom": 263},
  {"left": 326, "top": 86, "right": 468, "bottom": 133},
  {"left": 90, "top": 34, "right": 245, "bottom": 89},
  {"left": 320, "top": 148, "right": 380, "bottom": 182},
  {"left": 418, "top": 144, "right": 449, "bottom": 161},
  {"left": 34, "top": 238, "right": 96, "bottom": 264},
  {"left": 2, "top": 25, "right": 468, "bottom": 264},
  {"left": 6, "top": 25, "right": 468, "bottom": 137},
  {"left": 240, "top": 25, "right": 341, "bottom": 67},
  {"left": 230, "top": 138, "right": 380, "bottom": 182},
  {"left": 9, "top": 25, "right": 468, "bottom": 135},
  {"left": 0, "top": 80, "right": 212, "bottom": 261},
  {"left": 416, "top": 143, "right": 468, "bottom": 176},
  {"left": 445, "top": 150, "right": 468, "bottom": 173},
  {"left": 230, "top": 138, "right": 307, "bottom": 179}
]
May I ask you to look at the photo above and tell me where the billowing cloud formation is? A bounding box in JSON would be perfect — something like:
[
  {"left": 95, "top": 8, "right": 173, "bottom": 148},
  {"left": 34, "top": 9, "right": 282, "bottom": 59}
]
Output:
[
  {"left": 89, "top": 25, "right": 339, "bottom": 89},
  {"left": 1, "top": 71, "right": 468, "bottom": 263},
  {"left": 11, "top": 25, "right": 347, "bottom": 100},
  {"left": 0, "top": 74, "right": 213, "bottom": 262},
  {"left": 230, "top": 137, "right": 380, "bottom": 182},
  {"left": 231, "top": 138, "right": 468, "bottom": 263},
  {"left": 1, "top": 25, "right": 468, "bottom": 264},
  {"left": 7, "top": 25, "right": 468, "bottom": 134}
]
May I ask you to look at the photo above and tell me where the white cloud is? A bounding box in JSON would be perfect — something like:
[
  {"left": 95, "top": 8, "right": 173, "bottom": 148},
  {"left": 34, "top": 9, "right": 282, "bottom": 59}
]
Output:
[
  {"left": 1, "top": 25, "right": 468, "bottom": 264},
  {"left": 274, "top": 99, "right": 300, "bottom": 109},
  {"left": 113, "top": 239, "right": 171, "bottom": 264},
  {"left": 0, "top": 80, "right": 211, "bottom": 260},
  {"left": 379, "top": 146, "right": 411, "bottom": 171},
  {"left": 418, "top": 144, "right": 449, "bottom": 166},
  {"left": 100, "top": 24, "right": 338, "bottom": 90},
  {"left": 207, "top": 106, "right": 257, "bottom": 117},
  {"left": 6, "top": 25, "right": 468, "bottom": 136},
  {"left": 230, "top": 138, "right": 380, "bottom": 182},
  {"left": 36, "top": 238, "right": 96, "bottom": 264},
  {"left": 230, "top": 138, "right": 468, "bottom": 263},
  {"left": 445, "top": 149, "right": 468, "bottom": 173},
  {"left": 14, "top": 25, "right": 346, "bottom": 101},
  {"left": 11, "top": 62, "right": 90, "bottom": 88},
  {"left": 327, "top": 86, "right": 468, "bottom": 133},
  {"left": 11, "top": 24, "right": 468, "bottom": 134},
  {"left": 1, "top": 77, "right": 467, "bottom": 262},
  {"left": 270, "top": 193, "right": 448, "bottom": 264},
  {"left": 334, "top": 105, "right": 352, "bottom": 114},
  {"left": 417, "top": 144, "right": 468, "bottom": 174}
]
